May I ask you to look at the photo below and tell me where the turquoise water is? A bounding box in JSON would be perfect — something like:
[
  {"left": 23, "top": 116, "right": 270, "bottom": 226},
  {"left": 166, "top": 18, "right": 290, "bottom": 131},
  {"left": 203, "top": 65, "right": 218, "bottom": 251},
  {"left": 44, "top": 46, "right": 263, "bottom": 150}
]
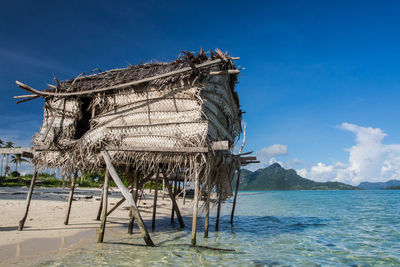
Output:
[{"left": 36, "top": 190, "right": 400, "bottom": 266}]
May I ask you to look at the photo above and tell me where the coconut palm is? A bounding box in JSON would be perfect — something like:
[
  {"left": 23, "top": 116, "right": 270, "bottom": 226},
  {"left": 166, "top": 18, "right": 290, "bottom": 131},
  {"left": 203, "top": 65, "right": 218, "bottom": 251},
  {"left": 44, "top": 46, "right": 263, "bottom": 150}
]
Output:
[
  {"left": 4, "top": 141, "right": 14, "bottom": 176},
  {"left": 10, "top": 154, "right": 29, "bottom": 172}
]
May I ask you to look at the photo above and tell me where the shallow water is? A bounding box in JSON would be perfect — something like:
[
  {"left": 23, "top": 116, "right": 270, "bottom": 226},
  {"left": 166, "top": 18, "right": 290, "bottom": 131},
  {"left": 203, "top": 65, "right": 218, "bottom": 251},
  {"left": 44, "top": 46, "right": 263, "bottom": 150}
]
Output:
[{"left": 35, "top": 190, "right": 400, "bottom": 266}]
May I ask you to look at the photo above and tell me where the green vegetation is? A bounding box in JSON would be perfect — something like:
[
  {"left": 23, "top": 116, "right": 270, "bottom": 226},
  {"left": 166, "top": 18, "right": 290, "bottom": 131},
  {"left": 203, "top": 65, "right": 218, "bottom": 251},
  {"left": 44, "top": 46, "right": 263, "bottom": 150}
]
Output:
[
  {"left": 237, "top": 163, "right": 359, "bottom": 191},
  {"left": 383, "top": 185, "right": 400, "bottom": 190}
]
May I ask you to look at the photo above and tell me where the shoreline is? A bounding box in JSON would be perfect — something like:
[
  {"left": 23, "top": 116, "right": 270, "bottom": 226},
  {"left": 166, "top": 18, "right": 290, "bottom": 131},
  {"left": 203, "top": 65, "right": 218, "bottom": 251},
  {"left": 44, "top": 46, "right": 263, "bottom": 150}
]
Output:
[{"left": 0, "top": 186, "right": 193, "bottom": 266}]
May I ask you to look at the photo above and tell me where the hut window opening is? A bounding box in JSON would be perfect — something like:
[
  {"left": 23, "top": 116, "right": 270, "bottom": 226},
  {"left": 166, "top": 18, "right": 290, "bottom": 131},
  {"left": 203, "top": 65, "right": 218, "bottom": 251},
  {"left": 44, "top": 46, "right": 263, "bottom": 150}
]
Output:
[{"left": 74, "top": 97, "right": 93, "bottom": 139}]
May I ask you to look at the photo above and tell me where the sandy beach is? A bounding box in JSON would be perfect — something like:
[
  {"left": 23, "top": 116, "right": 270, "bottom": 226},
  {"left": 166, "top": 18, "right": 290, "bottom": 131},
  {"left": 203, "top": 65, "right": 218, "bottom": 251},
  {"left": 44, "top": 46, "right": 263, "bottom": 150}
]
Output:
[{"left": 0, "top": 186, "right": 193, "bottom": 266}]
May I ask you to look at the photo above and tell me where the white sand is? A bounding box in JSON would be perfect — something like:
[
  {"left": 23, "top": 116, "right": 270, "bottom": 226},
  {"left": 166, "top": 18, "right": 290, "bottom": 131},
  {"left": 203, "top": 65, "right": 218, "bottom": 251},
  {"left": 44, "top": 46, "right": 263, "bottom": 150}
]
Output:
[{"left": 0, "top": 186, "right": 193, "bottom": 265}]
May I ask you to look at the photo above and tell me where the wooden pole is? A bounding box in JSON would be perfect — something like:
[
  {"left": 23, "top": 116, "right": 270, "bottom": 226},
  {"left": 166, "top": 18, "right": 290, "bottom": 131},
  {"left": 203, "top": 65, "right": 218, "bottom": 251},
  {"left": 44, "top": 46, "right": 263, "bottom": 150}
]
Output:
[
  {"left": 162, "top": 178, "right": 165, "bottom": 200},
  {"left": 18, "top": 167, "right": 38, "bottom": 231},
  {"left": 107, "top": 195, "right": 125, "bottom": 216},
  {"left": 166, "top": 178, "right": 185, "bottom": 228},
  {"left": 230, "top": 124, "right": 246, "bottom": 224},
  {"left": 151, "top": 171, "right": 160, "bottom": 231},
  {"left": 183, "top": 174, "right": 187, "bottom": 205},
  {"left": 97, "top": 170, "right": 110, "bottom": 243},
  {"left": 230, "top": 169, "right": 241, "bottom": 224},
  {"left": 215, "top": 191, "right": 222, "bottom": 231},
  {"left": 96, "top": 184, "right": 104, "bottom": 221},
  {"left": 204, "top": 178, "right": 211, "bottom": 238},
  {"left": 191, "top": 165, "right": 200, "bottom": 246},
  {"left": 128, "top": 171, "right": 138, "bottom": 234},
  {"left": 101, "top": 151, "right": 154, "bottom": 246},
  {"left": 170, "top": 176, "right": 176, "bottom": 223},
  {"left": 64, "top": 172, "right": 77, "bottom": 225}
]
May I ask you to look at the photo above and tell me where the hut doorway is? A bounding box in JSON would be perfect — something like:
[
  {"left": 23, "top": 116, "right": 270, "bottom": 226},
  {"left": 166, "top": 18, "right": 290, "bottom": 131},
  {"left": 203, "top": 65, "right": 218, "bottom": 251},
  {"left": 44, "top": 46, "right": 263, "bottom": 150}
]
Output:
[{"left": 74, "top": 97, "right": 93, "bottom": 139}]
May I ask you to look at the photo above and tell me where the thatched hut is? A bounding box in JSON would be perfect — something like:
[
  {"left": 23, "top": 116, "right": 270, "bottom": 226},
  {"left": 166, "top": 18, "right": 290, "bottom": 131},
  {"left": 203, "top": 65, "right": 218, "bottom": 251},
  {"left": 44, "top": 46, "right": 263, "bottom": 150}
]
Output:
[{"left": 12, "top": 49, "right": 257, "bottom": 246}]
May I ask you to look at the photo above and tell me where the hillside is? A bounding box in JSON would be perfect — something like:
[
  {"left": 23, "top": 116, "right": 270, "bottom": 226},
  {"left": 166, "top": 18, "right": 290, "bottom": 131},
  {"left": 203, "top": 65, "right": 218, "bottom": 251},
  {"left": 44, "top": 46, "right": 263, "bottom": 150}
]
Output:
[
  {"left": 358, "top": 180, "right": 400, "bottom": 190},
  {"left": 238, "top": 163, "right": 358, "bottom": 190}
]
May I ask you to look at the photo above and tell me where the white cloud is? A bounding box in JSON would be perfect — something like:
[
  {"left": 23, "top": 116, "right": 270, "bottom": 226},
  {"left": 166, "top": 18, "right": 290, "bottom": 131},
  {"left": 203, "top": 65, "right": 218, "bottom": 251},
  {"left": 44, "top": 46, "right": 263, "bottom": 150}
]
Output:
[
  {"left": 247, "top": 144, "right": 288, "bottom": 171},
  {"left": 298, "top": 123, "right": 400, "bottom": 185}
]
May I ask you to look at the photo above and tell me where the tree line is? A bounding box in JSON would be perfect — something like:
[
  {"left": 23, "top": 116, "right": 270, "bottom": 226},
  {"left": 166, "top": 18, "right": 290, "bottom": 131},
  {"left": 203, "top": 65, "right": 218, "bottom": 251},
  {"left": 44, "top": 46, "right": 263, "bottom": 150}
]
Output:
[{"left": 0, "top": 139, "right": 29, "bottom": 177}]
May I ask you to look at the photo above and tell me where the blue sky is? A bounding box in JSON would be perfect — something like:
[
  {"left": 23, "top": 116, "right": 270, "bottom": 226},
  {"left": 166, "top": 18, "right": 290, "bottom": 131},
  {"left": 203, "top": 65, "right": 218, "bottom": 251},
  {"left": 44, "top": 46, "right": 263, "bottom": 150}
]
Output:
[{"left": 1, "top": 0, "right": 400, "bottom": 184}]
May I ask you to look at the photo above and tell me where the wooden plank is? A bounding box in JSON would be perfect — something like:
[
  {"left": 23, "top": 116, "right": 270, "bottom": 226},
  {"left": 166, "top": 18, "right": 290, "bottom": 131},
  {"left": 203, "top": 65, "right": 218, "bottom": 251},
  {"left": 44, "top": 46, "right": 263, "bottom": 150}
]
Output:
[
  {"left": 18, "top": 167, "right": 38, "bottom": 231},
  {"left": 97, "top": 170, "right": 110, "bottom": 243},
  {"left": 106, "top": 146, "right": 208, "bottom": 153},
  {"left": 101, "top": 151, "right": 154, "bottom": 246},
  {"left": 15, "top": 59, "right": 225, "bottom": 97},
  {"left": 211, "top": 140, "right": 229, "bottom": 151},
  {"left": 0, "top": 147, "right": 32, "bottom": 155}
]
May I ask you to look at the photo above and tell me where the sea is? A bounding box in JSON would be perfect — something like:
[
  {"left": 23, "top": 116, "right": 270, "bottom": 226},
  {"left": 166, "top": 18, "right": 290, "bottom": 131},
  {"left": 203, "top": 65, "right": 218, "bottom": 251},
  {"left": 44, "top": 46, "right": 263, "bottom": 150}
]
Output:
[{"left": 34, "top": 190, "right": 400, "bottom": 266}]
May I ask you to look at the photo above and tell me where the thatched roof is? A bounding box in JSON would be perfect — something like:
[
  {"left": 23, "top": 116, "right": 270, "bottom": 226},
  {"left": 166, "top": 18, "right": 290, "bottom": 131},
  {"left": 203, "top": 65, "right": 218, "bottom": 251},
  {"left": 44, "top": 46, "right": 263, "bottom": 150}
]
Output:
[{"left": 45, "top": 50, "right": 240, "bottom": 108}]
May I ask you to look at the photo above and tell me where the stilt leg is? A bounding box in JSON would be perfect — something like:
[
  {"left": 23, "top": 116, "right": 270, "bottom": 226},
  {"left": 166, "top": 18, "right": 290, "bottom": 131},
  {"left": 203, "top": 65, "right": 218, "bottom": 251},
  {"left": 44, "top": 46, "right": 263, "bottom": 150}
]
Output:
[
  {"left": 151, "top": 171, "right": 160, "bottom": 231},
  {"left": 183, "top": 175, "right": 187, "bottom": 205},
  {"left": 96, "top": 184, "right": 104, "bottom": 221},
  {"left": 128, "top": 171, "right": 138, "bottom": 234},
  {"left": 204, "top": 179, "right": 211, "bottom": 238},
  {"left": 18, "top": 167, "right": 38, "bottom": 231},
  {"left": 162, "top": 178, "right": 165, "bottom": 200},
  {"left": 98, "top": 170, "right": 110, "bottom": 243},
  {"left": 166, "top": 178, "right": 185, "bottom": 228},
  {"left": 64, "top": 171, "right": 77, "bottom": 225},
  {"left": 215, "top": 190, "right": 222, "bottom": 231},
  {"left": 230, "top": 169, "right": 241, "bottom": 224},
  {"left": 101, "top": 151, "right": 154, "bottom": 246},
  {"left": 191, "top": 166, "right": 200, "bottom": 246},
  {"left": 170, "top": 178, "right": 175, "bottom": 223}
]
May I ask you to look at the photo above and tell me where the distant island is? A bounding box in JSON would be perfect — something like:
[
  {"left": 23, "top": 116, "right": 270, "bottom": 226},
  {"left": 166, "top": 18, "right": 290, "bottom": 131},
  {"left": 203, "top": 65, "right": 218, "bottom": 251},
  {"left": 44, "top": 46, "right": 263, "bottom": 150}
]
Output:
[
  {"left": 238, "top": 163, "right": 358, "bottom": 190},
  {"left": 357, "top": 180, "right": 400, "bottom": 190}
]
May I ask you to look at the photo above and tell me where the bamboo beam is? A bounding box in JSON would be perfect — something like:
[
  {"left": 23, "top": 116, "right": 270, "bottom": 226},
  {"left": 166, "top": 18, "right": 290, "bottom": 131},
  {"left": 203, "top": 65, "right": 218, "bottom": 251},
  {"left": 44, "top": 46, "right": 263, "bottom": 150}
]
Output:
[
  {"left": 64, "top": 172, "right": 77, "bottom": 225},
  {"left": 209, "top": 69, "right": 240, "bottom": 76},
  {"left": 151, "top": 171, "right": 160, "bottom": 231},
  {"left": 18, "top": 167, "right": 38, "bottom": 231},
  {"left": 15, "top": 59, "right": 226, "bottom": 97},
  {"left": 101, "top": 151, "right": 154, "bottom": 246},
  {"left": 191, "top": 165, "right": 200, "bottom": 246},
  {"left": 98, "top": 170, "right": 110, "bottom": 243}
]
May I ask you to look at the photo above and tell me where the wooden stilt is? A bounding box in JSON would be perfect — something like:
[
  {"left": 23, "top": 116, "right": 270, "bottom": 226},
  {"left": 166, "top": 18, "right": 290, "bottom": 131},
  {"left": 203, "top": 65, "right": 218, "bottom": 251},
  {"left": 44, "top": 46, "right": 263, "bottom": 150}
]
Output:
[
  {"left": 128, "top": 171, "right": 138, "bottom": 234},
  {"left": 151, "top": 170, "right": 160, "bottom": 230},
  {"left": 96, "top": 184, "right": 104, "bottom": 221},
  {"left": 101, "top": 151, "right": 154, "bottom": 246},
  {"left": 230, "top": 169, "right": 241, "bottom": 224},
  {"left": 165, "top": 178, "right": 185, "bottom": 228},
  {"left": 191, "top": 165, "right": 200, "bottom": 246},
  {"left": 215, "top": 191, "right": 222, "bottom": 231},
  {"left": 204, "top": 178, "right": 211, "bottom": 238},
  {"left": 170, "top": 177, "right": 176, "bottom": 223},
  {"left": 107, "top": 196, "right": 125, "bottom": 216},
  {"left": 97, "top": 170, "right": 110, "bottom": 243},
  {"left": 183, "top": 174, "right": 187, "bottom": 205},
  {"left": 18, "top": 167, "right": 38, "bottom": 231},
  {"left": 64, "top": 172, "right": 77, "bottom": 225},
  {"left": 162, "top": 178, "right": 165, "bottom": 200}
]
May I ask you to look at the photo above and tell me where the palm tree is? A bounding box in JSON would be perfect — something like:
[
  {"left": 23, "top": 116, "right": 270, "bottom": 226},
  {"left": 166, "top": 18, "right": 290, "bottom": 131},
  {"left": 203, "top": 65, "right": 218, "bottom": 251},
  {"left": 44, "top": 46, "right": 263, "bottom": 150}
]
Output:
[
  {"left": 10, "top": 154, "right": 29, "bottom": 172},
  {"left": 4, "top": 141, "right": 14, "bottom": 176}
]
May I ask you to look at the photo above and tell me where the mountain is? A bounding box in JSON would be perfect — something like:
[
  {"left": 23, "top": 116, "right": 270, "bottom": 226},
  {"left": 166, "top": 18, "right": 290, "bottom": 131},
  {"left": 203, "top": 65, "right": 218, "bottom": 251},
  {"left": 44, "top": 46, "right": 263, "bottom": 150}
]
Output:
[
  {"left": 358, "top": 180, "right": 400, "bottom": 190},
  {"left": 237, "top": 163, "right": 358, "bottom": 190}
]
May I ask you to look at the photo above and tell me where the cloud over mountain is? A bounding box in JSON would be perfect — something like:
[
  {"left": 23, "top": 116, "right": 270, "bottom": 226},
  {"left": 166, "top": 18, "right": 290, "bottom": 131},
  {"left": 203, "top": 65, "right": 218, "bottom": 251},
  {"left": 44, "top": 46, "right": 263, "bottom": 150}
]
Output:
[{"left": 297, "top": 123, "right": 400, "bottom": 185}]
